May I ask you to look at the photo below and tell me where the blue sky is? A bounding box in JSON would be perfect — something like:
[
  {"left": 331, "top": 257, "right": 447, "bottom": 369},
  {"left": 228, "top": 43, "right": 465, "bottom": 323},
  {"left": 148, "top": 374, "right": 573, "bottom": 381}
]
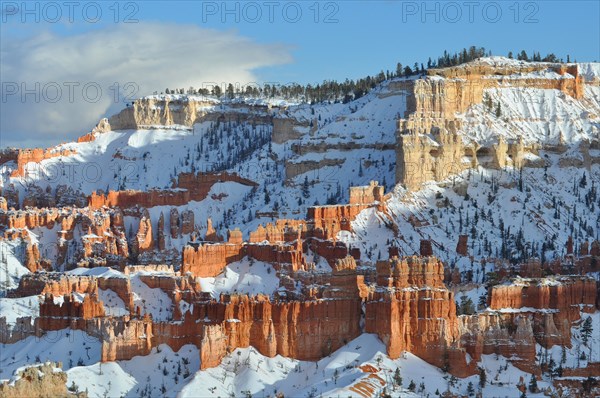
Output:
[
  {"left": 1, "top": 0, "right": 599, "bottom": 147},
  {"left": 145, "top": 0, "right": 600, "bottom": 83}
]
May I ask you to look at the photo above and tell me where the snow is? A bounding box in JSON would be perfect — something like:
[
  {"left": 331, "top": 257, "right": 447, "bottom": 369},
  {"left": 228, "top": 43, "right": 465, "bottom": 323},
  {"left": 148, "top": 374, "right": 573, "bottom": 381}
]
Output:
[
  {"left": 198, "top": 256, "right": 280, "bottom": 298},
  {"left": 1, "top": 58, "right": 600, "bottom": 395},
  {"left": 0, "top": 329, "right": 101, "bottom": 382},
  {"left": 98, "top": 289, "right": 129, "bottom": 317},
  {"left": 130, "top": 274, "right": 173, "bottom": 322},
  {"left": 338, "top": 207, "right": 396, "bottom": 264},
  {"left": 66, "top": 344, "right": 200, "bottom": 398},
  {"left": 179, "top": 333, "right": 389, "bottom": 398},
  {"left": 178, "top": 332, "right": 558, "bottom": 398},
  {"left": 0, "top": 295, "right": 40, "bottom": 324},
  {"left": 0, "top": 240, "right": 31, "bottom": 294},
  {"left": 66, "top": 362, "right": 137, "bottom": 397},
  {"left": 67, "top": 266, "right": 127, "bottom": 279}
]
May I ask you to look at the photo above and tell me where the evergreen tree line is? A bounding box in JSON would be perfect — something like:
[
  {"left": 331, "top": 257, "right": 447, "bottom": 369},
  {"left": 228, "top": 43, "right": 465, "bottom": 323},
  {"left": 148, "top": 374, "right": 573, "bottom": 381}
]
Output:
[{"left": 160, "top": 46, "right": 572, "bottom": 106}]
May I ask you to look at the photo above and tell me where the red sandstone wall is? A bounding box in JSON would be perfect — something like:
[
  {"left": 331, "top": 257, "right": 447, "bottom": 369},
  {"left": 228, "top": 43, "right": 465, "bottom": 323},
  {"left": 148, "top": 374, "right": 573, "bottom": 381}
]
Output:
[
  {"left": 246, "top": 241, "right": 304, "bottom": 272},
  {"left": 5, "top": 148, "right": 77, "bottom": 178},
  {"left": 38, "top": 293, "right": 105, "bottom": 330},
  {"left": 181, "top": 243, "right": 244, "bottom": 277}
]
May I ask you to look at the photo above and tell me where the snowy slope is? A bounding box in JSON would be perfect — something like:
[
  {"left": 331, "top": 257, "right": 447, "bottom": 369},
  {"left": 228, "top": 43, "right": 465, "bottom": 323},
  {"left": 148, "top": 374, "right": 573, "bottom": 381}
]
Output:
[{"left": 198, "top": 256, "right": 279, "bottom": 298}]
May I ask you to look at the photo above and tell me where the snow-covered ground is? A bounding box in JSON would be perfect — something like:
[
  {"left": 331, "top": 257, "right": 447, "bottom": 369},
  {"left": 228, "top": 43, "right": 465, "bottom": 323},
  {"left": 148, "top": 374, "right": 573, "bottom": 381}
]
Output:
[
  {"left": 0, "top": 240, "right": 31, "bottom": 294},
  {"left": 0, "top": 295, "right": 40, "bottom": 324},
  {"left": 0, "top": 329, "right": 101, "bottom": 382},
  {"left": 1, "top": 58, "right": 600, "bottom": 396},
  {"left": 198, "top": 256, "right": 279, "bottom": 298},
  {"left": 65, "top": 343, "right": 200, "bottom": 398}
]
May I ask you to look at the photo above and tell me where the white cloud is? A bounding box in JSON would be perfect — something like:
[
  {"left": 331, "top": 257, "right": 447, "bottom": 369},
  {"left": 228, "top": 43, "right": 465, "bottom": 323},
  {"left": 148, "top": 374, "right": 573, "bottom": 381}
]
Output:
[{"left": 0, "top": 22, "right": 293, "bottom": 148}]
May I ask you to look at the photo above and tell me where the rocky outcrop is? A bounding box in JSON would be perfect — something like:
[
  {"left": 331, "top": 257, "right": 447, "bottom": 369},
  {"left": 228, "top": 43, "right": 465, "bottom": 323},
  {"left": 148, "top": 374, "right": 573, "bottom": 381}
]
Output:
[
  {"left": 395, "top": 62, "right": 587, "bottom": 189},
  {"left": 108, "top": 97, "right": 273, "bottom": 130},
  {"left": 180, "top": 210, "right": 195, "bottom": 236},
  {"left": 419, "top": 239, "right": 433, "bottom": 256},
  {"left": 308, "top": 203, "right": 373, "bottom": 240},
  {"left": 192, "top": 295, "right": 362, "bottom": 367},
  {"left": 169, "top": 208, "right": 180, "bottom": 238},
  {"left": 76, "top": 117, "right": 111, "bottom": 143},
  {"left": 38, "top": 293, "right": 106, "bottom": 330},
  {"left": 456, "top": 235, "right": 468, "bottom": 256},
  {"left": 462, "top": 275, "right": 599, "bottom": 372},
  {"left": 157, "top": 212, "right": 166, "bottom": 251},
  {"left": 199, "top": 323, "right": 228, "bottom": 369},
  {"left": 460, "top": 312, "right": 539, "bottom": 375},
  {"left": 349, "top": 181, "right": 385, "bottom": 204},
  {"left": 246, "top": 241, "right": 304, "bottom": 272},
  {"left": 0, "top": 362, "right": 81, "bottom": 398},
  {"left": 98, "top": 317, "right": 153, "bottom": 362},
  {"left": 272, "top": 117, "right": 307, "bottom": 144},
  {"left": 109, "top": 97, "right": 215, "bottom": 129},
  {"left": 285, "top": 158, "right": 344, "bottom": 180},
  {"left": 0, "top": 316, "right": 37, "bottom": 344},
  {"left": 248, "top": 220, "right": 306, "bottom": 243},
  {"left": 181, "top": 243, "right": 243, "bottom": 277},
  {"left": 227, "top": 228, "right": 243, "bottom": 244},
  {"left": 396, "top": 122, "right": 468, "bottom": 190},
  {"left": 366, "top": 256, "right": 470, "bottom": 376},
  {"left": 1, "top": 148, "right": 77, "bottom": 178},
  {"left": 88, "top": 172, "right": 257, "bottom": 209},
  {"left": 13, "top": 274, "right": 98, "bottom": 297},
  {"left": 133, "top": 210, "right": 153, "bottom": 256},
  {"left": 488, "top": 276, "right": 597, "bottom": 321}
]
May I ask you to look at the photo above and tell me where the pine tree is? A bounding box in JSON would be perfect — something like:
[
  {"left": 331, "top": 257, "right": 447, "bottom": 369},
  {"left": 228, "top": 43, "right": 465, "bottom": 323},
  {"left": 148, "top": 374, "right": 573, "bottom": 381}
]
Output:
[
  {"left": 528, "top": 375, "right": 538, "bottom": 393},
  {"left": 393, "top": 368, "right": 402, "bottom": 387},
  {"left": 467, "top": 381, "right": 475, "bottom": 396},
  {"left": 581, "top": 316, "right": 593, "bottom": 346},
  {"left": 408, "top": 380, "right": 416, "bottom": 391},
  {"left": 302, "top": 176, "right": 310, "bottom": 199},
  {"left": 396, "top": 63, "right": 403, "bottom": 77},
  {"left": 478, "top": 367, "right": 487, "bottom": 388},
  {"left": 580, "top": 172, "right": 588, "bottom": 188},
  {"left": 520, "top": 390, "right": 527, "bottom": 398},
  {"left": 548, "top": 357, "right": 556, "bottom": 378}
]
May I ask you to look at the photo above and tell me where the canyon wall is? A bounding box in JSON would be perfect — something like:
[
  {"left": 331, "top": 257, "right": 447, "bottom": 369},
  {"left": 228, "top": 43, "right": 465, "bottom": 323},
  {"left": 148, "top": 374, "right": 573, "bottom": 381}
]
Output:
[
  {"left": 181, "top": 243, "right": 244, "bottom": 277},
  {"left": 0, "top": 148, "right": 77, "bottom": 178},
  {"left": 89, "top": 172, "right": 257, "bottom": 209},
  {"left": 395, "top": 63, "right": 588, "bottom": 189},
  {"left": 108, "top": 97, "right": 273, "bottom": 130},
  {"left": 365, "top": 256, "right": 473, "bottom": 377}
]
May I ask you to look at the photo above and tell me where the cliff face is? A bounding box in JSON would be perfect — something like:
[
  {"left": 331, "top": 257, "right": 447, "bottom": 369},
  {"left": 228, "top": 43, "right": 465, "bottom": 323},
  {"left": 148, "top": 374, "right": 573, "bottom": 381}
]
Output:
[
  {"left": 395, "top": 62, "right": 590, "bottom": 189},
  {"left": 0, "top": 362, "right": 77, "bottom": 398},
  {"left": 460, "top": 312, "right": 540, "bottom": 374},
  {"left": 88, "top": 172, "right": 257, "bottom": 209},
  {"left": 487, "top": 276, "right": 597, "bottom": 347},
  {"left": 108, "top": 97, "right": 273, "bottom": 130},
  {"left": 181, "top": 243, "right": 244, "bottom": 277},
  {"left": 38, "top": 293, "right": 106, "bottom": 330},
  {"left": 108, "top": 97, "right": 216, "bottom": 129},
  {"left": 365, "top": 256, "right": 471, "bottom": 376},
  {"left": 162, "top": 295, "right": 362, "bottom": 369},
  {"left": 489, "top": 277, "right": 597, "bottom": 320},
  {"left": 0, "top": 148, "right": 77, "bottom": 178}
]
